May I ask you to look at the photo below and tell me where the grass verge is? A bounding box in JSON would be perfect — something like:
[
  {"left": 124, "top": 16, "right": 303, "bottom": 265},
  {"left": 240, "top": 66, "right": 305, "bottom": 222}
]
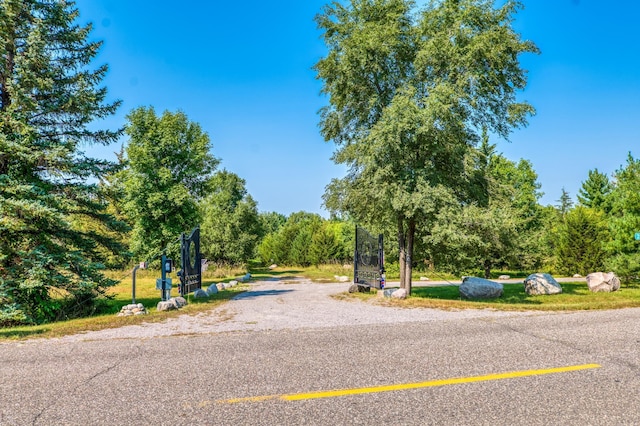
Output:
[
  {"left": 338, "top": 282, "right": 640, "bottom": 311},
  {"left": 0, "top": 275, "right": 246, "bottom": 341}
]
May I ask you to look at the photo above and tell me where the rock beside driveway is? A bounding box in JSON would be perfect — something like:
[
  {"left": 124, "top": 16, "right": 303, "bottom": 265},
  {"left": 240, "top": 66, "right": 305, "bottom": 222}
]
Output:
[
  {"left": 586, "top": 272, "right": 620, "bottom": 293},
  {"left": 459, "top": 277, "right": 503, "bottom": 299},
  {"left": 524, "top": 273, "right": 562, "bottom": 295}
]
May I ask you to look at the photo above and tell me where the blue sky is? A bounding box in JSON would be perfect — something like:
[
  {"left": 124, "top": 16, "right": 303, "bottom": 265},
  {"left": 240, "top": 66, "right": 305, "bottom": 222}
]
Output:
[{"left": 75, "top": 0, "right": 640, "bottom": 216}]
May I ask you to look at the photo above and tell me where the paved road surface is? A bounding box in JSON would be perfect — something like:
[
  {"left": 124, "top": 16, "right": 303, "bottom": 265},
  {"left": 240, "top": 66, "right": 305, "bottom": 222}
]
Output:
[{"left": 1, "top": 279, "right": 638, "bottom": 425}]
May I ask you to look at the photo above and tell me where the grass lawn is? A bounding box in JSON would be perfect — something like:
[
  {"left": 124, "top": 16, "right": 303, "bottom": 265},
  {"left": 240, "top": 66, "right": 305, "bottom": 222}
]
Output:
[
  {"left": 346, "top": 282, "right": 640, "bottom": 311},
  {"left": 0, "top": 270, "right": 247, "bottom": 341}
]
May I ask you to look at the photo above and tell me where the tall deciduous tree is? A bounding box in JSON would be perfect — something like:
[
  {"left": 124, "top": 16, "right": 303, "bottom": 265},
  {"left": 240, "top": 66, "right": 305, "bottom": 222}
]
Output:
[
  {"left": 0, "top": 1, "right": 124, "bottom": 325},
  {"left": 120, "top": 107, "right": 218, "bottom": 262},
  {"left": 200, "top": 170, "right": 261, "bottom": 266},
  {"left": 316, "top": 0, "right": 538, "bottom": 293}
]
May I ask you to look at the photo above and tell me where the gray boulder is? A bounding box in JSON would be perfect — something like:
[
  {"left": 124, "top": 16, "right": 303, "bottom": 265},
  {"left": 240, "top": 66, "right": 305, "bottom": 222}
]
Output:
[
  {"left": 206, "top": 285, "right": 218, "bottom": 295},
  {"left": 157, "top": 301, "right": 177, "bottom": 312},
  {"left": 459, "top": 277, "right": 503, "bottom": 299},
  {"left": 524, "top": 273, "right": 562, "bottom": 295},
  {"left": 586, "top": 272, "right": 621, "bottom": 293},
  {"left": 216, "top": 283, "right": 225, "bottom": 291},
  {"left": 379, "top": 288, "right": 397, "bottom": 298},
  {"left": 228, "top": 280, "right": 239, "bottom": 287},
  {"left": 172, "top": 297, "right": 188, "bottom": 308},
  {"left": 391, "top": 289, "right": 408, "bottom": 299},
  {"left": 193, "top": 288, "right": 208, "bottom": 298},
  {"left": 349, "top": 284, "right": 370, "bottom": 293}
]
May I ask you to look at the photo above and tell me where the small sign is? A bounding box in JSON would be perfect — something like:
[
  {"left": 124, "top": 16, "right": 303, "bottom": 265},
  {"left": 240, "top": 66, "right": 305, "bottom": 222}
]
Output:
[
  {"left": 156, "top": 278, "right": 172, "bottom": 290},
  {"left": 635, "top": 232, "right": 640, "bottom": 241}
]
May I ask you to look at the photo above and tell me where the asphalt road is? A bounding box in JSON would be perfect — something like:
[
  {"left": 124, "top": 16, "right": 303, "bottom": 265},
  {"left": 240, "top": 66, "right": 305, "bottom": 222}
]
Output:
[{"left": 1, "top": 281, "right": 639, "bottom": 425}]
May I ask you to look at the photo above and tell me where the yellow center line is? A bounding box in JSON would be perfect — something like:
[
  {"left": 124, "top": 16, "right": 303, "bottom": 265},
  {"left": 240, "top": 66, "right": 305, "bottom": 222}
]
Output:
[{"left": 217, "top": 363, "right": 601, "bottom": 404}]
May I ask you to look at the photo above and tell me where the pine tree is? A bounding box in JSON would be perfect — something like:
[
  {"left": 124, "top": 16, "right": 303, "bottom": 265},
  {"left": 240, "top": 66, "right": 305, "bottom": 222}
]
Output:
[
  {"left": 577, "top": 168, "right": 612, "bottom": 212},
  {"left": 556, "top": 188, "right": 573, "bottom": 216},
  {"left": 0, "top": 1, "right": 123, "bottom": 325}
]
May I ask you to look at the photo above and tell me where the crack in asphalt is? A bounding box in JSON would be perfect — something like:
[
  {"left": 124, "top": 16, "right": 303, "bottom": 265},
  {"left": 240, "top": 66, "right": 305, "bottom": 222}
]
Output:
[
  {"left": 30, "top": 344, "right": 145, "bottom": 425},
  {"left": 490, "top": 318, "right": 640, "bottom": 374}
]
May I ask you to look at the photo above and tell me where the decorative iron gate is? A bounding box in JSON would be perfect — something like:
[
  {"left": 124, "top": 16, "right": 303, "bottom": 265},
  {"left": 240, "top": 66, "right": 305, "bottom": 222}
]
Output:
[
  {"left": 179, "top": 227, "right": 202, "bottom": 295},
  {"left": 354, "top": 226, "right": 385, "bottom": 289}
]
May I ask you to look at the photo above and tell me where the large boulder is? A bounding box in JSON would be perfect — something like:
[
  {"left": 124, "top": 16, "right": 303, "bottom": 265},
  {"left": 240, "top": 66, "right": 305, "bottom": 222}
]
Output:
[
  {"left": 157, "top": 301, "right": 177, "bottom": 312},
  {"left": 193, "top": 288, "right": 208, "bottom": 298},
  {"left": 524, "top": 273, "right": 562, "bottom": 295},
  {"left": 459, "top": 277, "right": 503, "bottom": 299},
  {"left": 206, "top": 285, "right": 219, "bottom": 296},
  {"left": 586, "top": 272, "right": 621, "bottom": 293},
  {"left": 391, "top": 288, "right": 407, "bottom": 299}
]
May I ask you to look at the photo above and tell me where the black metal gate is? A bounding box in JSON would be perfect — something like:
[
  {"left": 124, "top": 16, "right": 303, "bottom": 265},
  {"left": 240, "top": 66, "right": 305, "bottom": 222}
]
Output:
[
  {"left": 179, "top": 227, "right": 202, "bottom": 295},
  {"left": 354, "top": 226, "right": 385, "bottom": 289}
]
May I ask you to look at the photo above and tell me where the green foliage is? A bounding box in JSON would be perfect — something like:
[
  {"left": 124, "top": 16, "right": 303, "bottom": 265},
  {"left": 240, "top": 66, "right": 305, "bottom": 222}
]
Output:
[
  {"left": 259, "top": 211, "right": 286, "bottom": 235},
  {"left": 315, "top": 0, "right": 538, "bottom": 292},
  {"left": 555, "top": 206, "right": 609, "bottom": 276},
  {"left": 427, "top": 142, "right": 544, "bottom": 277},
  {"left": 556, "top": 187, "right": 574, "bottom": 216},
  {"left": 257, "top": 213, "right": 353, "bottom": 266},
  {"left": 0, "top": 1, "right": 124, "bottom": 325},
  {"left": 119, "top": 107, "right": 219, "bottom": 262},
  {"left": 605, "top": 154, "right": 640, "bottom": 281},
  {"left": 200, "top": 170, "right": 262, "bottom": 266},
  {"left": 578, "top": 168, "right": 612, "bottom": 212}
]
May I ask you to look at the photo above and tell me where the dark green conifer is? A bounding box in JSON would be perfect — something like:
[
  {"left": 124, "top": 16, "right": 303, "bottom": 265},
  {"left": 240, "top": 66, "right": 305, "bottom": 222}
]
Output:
[{"left": 0, "top": 0, "right": 123, "bottom": 325}]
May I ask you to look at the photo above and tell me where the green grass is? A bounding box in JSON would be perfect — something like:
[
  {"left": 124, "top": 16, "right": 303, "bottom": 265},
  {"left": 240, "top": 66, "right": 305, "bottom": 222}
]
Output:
[
  {"left": 0, "top": 271, "right": 248, "bottom": 341},
  {"left": 362, "top": 282, "right": 640, "bottom": 311}
]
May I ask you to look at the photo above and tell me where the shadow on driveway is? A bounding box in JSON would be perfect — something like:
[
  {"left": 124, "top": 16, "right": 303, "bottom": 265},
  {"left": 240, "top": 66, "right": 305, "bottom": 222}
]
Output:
[{"left": 233, "top": 289, "right": 295, "bottom": 300}]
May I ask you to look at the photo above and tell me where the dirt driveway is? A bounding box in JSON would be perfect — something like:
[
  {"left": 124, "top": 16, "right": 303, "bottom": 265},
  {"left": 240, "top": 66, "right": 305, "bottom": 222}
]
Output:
[{"left": 46, "top": 278, "right": 537, "bottom": 343}]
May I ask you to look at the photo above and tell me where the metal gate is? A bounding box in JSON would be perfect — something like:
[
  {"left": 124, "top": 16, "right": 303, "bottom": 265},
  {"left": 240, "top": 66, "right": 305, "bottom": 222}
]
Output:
[
  {"left": 179, "top": 227, "right": 202, "bottom": 295},
  {"left": 354, "top": 226, "right": 385, "bottom": 289}
]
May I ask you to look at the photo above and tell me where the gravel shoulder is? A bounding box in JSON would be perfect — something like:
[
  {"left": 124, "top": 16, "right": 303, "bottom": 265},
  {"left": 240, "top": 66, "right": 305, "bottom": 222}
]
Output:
[{"left": 35, "top": 278, "right": 546, "bottom": 344}]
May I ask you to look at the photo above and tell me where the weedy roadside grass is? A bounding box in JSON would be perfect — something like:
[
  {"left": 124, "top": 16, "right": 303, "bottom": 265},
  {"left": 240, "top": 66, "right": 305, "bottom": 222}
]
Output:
[
  {"left": 339, "top": 282, "right": 640, "bottom": 311},
  {"left": 0, "top": 271, "right": 248, "bottom": 341}
]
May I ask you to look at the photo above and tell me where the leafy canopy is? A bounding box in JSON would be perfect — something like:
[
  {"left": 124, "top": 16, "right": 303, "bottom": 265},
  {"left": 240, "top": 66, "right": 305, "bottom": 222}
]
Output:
[
  {"left": 119, "top": 107, "right": 219, "bottom": 262},
  {"left": 316, "top": 0, "right": 538, "bottom": 292}
]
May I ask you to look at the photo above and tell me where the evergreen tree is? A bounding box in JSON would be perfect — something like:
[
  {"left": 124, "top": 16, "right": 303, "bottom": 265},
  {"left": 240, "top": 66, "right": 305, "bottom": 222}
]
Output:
[
  {"left": 605, "top": 154, "right": 640, "bottom": 281},
  {"left": 556, "top": 187, "right": 573, "bottom": 216},
  {"left": 577, "top": 168, "right": 612, "bottom": 212},
  {"left": 0, "top": 1, "right": 124, "bottom": 325},
  {"left": 556, "top": 206, "right": 609, "bottom": 276}
]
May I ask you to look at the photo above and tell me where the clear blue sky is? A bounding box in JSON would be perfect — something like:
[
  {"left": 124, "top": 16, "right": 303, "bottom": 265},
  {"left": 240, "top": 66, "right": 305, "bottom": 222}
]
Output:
[{"left": 75, "top": 0, "right": 640, "bottom": 216}]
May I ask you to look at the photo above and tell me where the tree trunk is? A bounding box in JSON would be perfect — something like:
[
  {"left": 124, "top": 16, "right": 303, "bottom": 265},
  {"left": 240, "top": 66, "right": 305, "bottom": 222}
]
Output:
[
  {"left": 404, "top": 219, "right": 415, "bottom": 294},
  {"left": 397, "top": 217, "right": 415, "bottom": 295},
  {"left": 397, "top": 217, "right": 406, "bottom": 290},
  {"left": 483, "top": 259, "right": 491, "bottom": 279}
]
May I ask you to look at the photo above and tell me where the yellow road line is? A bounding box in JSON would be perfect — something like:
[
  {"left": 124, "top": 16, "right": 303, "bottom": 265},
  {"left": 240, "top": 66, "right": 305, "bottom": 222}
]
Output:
[{"left": 218, "top": 363, "right": 601, "bottom": 404}]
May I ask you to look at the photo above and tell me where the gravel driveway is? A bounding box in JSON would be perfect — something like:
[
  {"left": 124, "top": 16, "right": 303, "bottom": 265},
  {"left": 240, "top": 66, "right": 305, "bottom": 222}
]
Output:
[{"left": 45, "top": 278, "right": 539, "bottom": 343}]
